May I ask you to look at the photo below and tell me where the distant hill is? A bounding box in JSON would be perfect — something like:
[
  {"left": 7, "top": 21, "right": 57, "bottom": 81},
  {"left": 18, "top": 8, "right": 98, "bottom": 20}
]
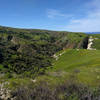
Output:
[{"left": 86, "top": 32, "right": 100, "bottom": 34}]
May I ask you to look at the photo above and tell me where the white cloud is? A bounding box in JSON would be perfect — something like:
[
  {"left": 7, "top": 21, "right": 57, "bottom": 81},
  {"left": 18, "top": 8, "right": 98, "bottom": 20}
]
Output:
[
  {"left": 66, "top": 0, "right": 100, "bottom": 32},
  {"left": 47, "top": 9, "right": 72, "bottom": 19}
]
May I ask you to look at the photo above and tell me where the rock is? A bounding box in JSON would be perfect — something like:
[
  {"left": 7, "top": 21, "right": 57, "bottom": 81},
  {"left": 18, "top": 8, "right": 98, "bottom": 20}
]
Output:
[
  {"left": 31, "top": 79, "right": 36, "bottom": 83},
  {"left": 11, "top": 36, "right": 19, "bottom": 44},
  {"left": 87, "top": 36, "right": 96, "bottom": 50},
  {"left": 0, "top": 82, "right": 14, "bottom": 100}
]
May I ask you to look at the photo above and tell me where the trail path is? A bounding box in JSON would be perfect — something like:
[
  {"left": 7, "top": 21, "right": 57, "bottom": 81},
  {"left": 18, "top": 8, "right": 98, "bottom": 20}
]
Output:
[{"left": 53, "top": 51, "right": 65, "bottom": 61}]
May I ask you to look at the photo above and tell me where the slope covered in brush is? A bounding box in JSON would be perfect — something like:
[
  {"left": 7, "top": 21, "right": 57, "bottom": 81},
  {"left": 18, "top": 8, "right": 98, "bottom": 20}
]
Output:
[
  {"left": 0, "top": 26, "right": 88, "bottom": 77},
  {"left": 90, "top": 34, "right": 100, "bottom": 49}
]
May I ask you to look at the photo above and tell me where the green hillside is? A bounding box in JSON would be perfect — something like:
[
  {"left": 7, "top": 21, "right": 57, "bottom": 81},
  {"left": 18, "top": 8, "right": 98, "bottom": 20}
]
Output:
[
  {"left": 91, "top": 34, "right": 100, "bottom": 49},
  {"left": 0, "top": 26, "right": 100, "bottom": 99},
  {"left": 0, "top": 26, "right": 88, "bottom": 78},
  {"left": 37, "top": 49, "right": 100, "bottom": 86},
  {"left": 0, "top": 26, "right": 100, "bottom": 86},
  {"left": 0, "top": 26, "right": 100, "bottom": 85}
]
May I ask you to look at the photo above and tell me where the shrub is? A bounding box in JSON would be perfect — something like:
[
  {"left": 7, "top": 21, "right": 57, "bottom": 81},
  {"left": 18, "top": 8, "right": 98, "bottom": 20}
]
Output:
[
  {"left": 11, "top": 80, "right": 100, "bottom": 100},
  {"left": 11, "top": 81, "right": 59, "bottom": 100}
]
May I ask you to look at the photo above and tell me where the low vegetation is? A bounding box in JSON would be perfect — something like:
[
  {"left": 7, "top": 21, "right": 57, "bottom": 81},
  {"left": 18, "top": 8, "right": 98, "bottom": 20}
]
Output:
[
  {"left": 0, "top": 26, "right": 88, "bottom": 78},
  {"left": 0, "top": 26, "right": 100, "bottom": 100},
  {"left": 10, "top": 80, "right": 100, "bottom": 100},
  {"left": 91, "top": 34, "right": 100, "bottom": 49}
]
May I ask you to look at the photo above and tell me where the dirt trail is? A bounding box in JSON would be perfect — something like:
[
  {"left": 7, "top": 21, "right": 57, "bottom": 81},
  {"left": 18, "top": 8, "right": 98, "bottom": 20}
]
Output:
[{"left": 53, "top": 51, "right": 65, "bottom": 61}]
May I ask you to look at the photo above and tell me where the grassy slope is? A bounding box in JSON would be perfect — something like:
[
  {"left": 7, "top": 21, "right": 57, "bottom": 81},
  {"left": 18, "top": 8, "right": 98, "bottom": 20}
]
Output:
[
  {"left": 0, "top": 26, "right": 100, "bottom": 88},
  {"left": 37, "top": 49, "right": 100, "bottom": 87},
  {"left": 91, "top": 34, "right": 100, "bottom": 49}
]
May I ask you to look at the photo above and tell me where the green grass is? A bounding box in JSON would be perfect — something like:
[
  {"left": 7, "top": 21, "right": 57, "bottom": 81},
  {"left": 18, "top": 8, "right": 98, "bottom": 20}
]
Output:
[
  {"left": 3, "top": 49, "right": 100, "bottom": 88},
  {"left": 92, "top": 39, "right": 100, "bottom": 49},
  {"left": 53, "top": 49, "right": 100, "bottom": 71},
  {"left": 0, "top": 26, "right": 100, "bottom": 88},
  {"left": 37, "top": 49, "right": 100, "bottom": 87},
  {"left": 91, "top": 34, "right": 100, "bottom": 49},
  {"left": 67, "top": 33, "right": 87, "bottom": 43},
  {"left": 0, "top": 64, "right": 4, "bottom": 71}
]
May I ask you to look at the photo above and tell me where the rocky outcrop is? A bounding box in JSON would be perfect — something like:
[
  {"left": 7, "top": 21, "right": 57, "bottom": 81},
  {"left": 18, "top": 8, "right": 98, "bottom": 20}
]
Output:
[
  {"left": 11, "top": 36, "right": 19, "bottom": 45},
  {"left": 87, "top": 36, "right": 97, "bottom": 50},
  {"left": 0, "top": 82, "right": 15, "bottom": 100}
]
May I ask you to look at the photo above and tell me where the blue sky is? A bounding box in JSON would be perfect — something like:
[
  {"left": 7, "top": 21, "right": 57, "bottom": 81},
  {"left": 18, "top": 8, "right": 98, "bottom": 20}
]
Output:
[{"left": 0, "top": 0, "right": 100, "bottom": 32}]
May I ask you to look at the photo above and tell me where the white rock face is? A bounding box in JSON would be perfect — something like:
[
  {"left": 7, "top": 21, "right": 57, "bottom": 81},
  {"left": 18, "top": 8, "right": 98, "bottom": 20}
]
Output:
[
  {"left": 53, "top": 54, "right": 59, "bottom": 61},
  {"left": 31, "top": 79, "right": 36, "bottom": 83},
  {"left": 0, "top": 82, "right": 12, "bottom": 100},
  {"left": 0, "top": 82, "right": 17, "bottom": 100},
  {"left": 87, "top": 36, "right": 96, "bottom": 50}
]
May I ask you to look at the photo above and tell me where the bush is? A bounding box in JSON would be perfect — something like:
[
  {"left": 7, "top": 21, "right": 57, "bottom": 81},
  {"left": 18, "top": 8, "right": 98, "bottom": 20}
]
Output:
[
  {"left": 11, "top": 81, "right": 59, "bottom": 100},
  {"left": 11, "top": 80, "right": 100, "bottom": 100}
]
